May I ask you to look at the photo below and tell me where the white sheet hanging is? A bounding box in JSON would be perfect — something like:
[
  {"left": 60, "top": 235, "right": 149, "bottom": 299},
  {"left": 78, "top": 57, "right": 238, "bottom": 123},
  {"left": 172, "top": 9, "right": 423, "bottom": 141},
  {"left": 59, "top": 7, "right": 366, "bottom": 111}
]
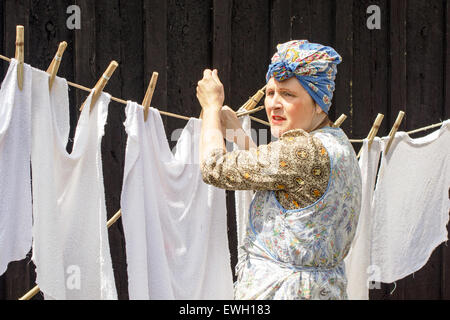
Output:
[
  {"left": 30, "top": 66, "right": 117, "bottom": 300},
  {"left": 0, "top": 59, "right": 32, "bottom": 276},
  {"left": 371, "top": 120, "right": 450, "bottom": 283},
  {"left": 344, "top": 137, "right": 382, "bottom": 299},
  {"left": 120, "top": 102, "right": 234, "bottom": 299}
]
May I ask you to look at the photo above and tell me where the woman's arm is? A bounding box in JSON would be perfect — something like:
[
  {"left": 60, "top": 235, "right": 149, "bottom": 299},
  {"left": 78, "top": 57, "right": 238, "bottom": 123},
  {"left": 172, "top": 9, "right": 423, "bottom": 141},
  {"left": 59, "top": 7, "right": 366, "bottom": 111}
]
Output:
[{"left": 196, "top": 69, "right": 226, "bottom": 166}]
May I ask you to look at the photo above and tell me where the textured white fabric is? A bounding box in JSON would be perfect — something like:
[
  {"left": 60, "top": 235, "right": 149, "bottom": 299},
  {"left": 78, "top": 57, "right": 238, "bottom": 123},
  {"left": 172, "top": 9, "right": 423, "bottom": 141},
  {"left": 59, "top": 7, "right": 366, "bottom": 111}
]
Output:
[
  {"left": 233, "top": 116, "right": 255, "bottom": 252},
  {"left": 121, "top": 102, "right": 234, "bottom": 299},
  {"left": 371, "top": 120, "right": 450, "bottom": 283},
  {"left": 30, "top": 66, "right": 117, "bottom": 300},
  {"left": 344, "top": 138, "right": 381, "bottom": 300},
  {"left": 0, "top": 59, "right": 32, "bottom": 276}
]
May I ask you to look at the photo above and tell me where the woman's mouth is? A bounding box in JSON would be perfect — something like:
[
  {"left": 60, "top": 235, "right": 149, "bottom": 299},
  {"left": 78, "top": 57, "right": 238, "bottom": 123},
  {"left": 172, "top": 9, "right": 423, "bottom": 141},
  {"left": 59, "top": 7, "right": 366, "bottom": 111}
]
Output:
[{"left": 271, "top": 115, "right": 286, "bottom": 124}]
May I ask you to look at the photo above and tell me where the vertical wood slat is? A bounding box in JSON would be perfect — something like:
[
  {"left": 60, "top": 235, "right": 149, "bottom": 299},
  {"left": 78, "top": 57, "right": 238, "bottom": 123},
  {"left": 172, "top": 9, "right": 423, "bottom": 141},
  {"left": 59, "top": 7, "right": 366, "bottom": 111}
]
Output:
[
  {"left": 166, "top": 0, "right": 212, "bottom": 148},
  {"left": 368, "top": 0, "right": 408, "bottom": 300},
  {"left": 389, "top": 0, "right": 407, "bottom": 135},
  {"left": 402, "top": 0, "right": 445, "bottom": 300},
  {"left": 270, "top": 0, "right": 292, "bottom": 52},
  {"left": 351, "top": 0, "right": 389, "bottom": 140},
  {"left": 28, "top": 1, "right": 74, "bottom": 72},
  {"left": 406, "top": 1, "right": 444, "bottom": 131},
  {"left": 212, "top": 0, "right": 232, "bottom": 104},
  {"left": 95, "top": 0, "right": 129, "bottom": 301},
  {"left": 290, "top": 0, "right": 334, "bottom": 47},
  {"left": 442, "top": 0, "right": 450, "bottom": 300},
  {"left": 73, "top": 0, "right": 96, "bottom": 120},
  {"left": 230, "top": 0, "right": 270, "bottom": 111},
  {"left": 334, "top": 0, "right": 354, "bottom": 136},
  {"left": 0, "top": 0, "right": 4, "bottom": 78},
  {"left": 0, "top": 0, "right": 3, "bottom": 295},
  {"left": 446, "top": 0, "right": 450, "bottom": 119},
  {"left": 143, "top": 0, "right": 168, "bottom": 124},
  {"left": 212, "top": 0, "right": 238, "bottom": 281},
  {"left": 351, "top": 0, "right": 373, "bottom": 140},
  {"left": 387, "top": 0, "right": 407, "bottom": 300}
]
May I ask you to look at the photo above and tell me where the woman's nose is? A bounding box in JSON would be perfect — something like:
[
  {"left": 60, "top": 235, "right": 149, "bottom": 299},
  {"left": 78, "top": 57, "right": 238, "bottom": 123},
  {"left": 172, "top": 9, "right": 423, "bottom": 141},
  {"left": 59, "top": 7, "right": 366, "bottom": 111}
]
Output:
[{"left": 268, "top": 94, "right": 283, "bottom": 110}]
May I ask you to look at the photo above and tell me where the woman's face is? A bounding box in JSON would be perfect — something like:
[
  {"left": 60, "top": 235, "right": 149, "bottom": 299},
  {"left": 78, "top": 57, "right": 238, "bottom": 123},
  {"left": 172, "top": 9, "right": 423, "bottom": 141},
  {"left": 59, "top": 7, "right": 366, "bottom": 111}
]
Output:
[{"left": 265, "top": 77, "right": 318, "bottom": 138}]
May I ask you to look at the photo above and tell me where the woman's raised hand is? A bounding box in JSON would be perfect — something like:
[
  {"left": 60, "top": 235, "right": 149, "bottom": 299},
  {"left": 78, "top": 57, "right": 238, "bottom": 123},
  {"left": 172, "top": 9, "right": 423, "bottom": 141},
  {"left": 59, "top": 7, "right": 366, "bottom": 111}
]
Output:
[{"left": 196, "top": 69, "right": 225, "bottom": 111}]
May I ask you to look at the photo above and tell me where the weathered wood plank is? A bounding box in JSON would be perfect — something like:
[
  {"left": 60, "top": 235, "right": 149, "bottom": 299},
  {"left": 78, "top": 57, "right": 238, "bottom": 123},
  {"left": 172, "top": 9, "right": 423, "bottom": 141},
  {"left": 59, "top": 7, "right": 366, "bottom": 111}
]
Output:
[
  {"left": 442, "top": 0, "right": 450, "bottom": 300},
  {"left": 405, "top": 0, "right": 444, "bottom": 131},
  {"left": 351, "top": 0, "right": 389, "bottom": 140},
  {"left": 212, "top": 0, "right": 232, "bottom": 102},
  {"left": 334, "top": 0, "right": 354, "bottom": 137},
  {"left": 73, "top": 0, "right": 96, "bottom": 133},
  {"left": 0, "top": 0, "right": 4, "bottom": 78},
  {"left": 143, "top": 0, "right": 168, "bottom": 125},
  {"left": 212, "top": 0, "right": 237, "bottom": 280},
  {"left": 290, "top": 0, "right": 335, "bottom": 44},
  {"left": 401, "top": 0, "right": 445, "bottom": 300},
  {"left": 166, "top": 0, "right": 212, "bottom": 147},
  {"left": 270, "top": 0, "right": 292, "bottom": 51},
  {"left": 389, "top": 0, "right": 407, "bottom": 134},
  {"left": 94, "top": 0, "right": 131, "bottom": 300}
]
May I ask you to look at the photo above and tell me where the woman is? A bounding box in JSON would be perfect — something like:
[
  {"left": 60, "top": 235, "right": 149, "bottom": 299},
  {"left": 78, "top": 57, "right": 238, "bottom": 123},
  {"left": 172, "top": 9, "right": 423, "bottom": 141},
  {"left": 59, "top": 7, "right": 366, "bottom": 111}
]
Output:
[{"left": 196, "top": 40, "right": 362, "bottom": 300}]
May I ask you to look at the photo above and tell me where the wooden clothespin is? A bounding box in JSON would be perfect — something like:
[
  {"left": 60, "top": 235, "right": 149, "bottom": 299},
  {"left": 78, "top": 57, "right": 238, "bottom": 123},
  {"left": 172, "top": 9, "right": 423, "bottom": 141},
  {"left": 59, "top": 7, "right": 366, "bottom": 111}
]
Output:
[
  {"left": 384, "top": 111, "right": 405, "bottom": 154},
  {"left": 46, "top": 41, "right": 68, "bottom": 90},
  {"left": 333, "top": 114, "right": 347, "bottom": 128},
  {"left": 15, "top": 25, "right": 24, "bottom": 91},
  {"left": 367, "top": 114, "right": 384, "bottom": 149},
  {"left": 143, "top": 72, "right": 159, "bottom": 121},
  {"left": 356, "top": 113, "right": 384, "bottom": 158},
  {"left": 238, "top": 85, "right": 267, "bottom": 113},
  {"left": 236, "top": 105, "right": 265, "bottom": 117},
  {"left": 80, "top": 61, "right": 119, "bottom": 112}
]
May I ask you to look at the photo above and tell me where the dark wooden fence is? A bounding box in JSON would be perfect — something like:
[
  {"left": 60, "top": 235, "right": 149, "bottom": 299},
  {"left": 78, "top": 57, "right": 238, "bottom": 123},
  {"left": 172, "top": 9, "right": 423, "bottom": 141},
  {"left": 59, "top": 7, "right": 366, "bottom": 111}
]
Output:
[{"left": 0, "top": 0, "right": 449, "bottom": 300}]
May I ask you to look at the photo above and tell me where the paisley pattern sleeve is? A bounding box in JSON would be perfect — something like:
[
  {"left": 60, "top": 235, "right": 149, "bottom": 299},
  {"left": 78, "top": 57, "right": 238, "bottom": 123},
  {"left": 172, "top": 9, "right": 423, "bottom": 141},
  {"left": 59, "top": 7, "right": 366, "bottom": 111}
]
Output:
[{"left": 200, "top": 129, "right": 331, "bottom": 210}]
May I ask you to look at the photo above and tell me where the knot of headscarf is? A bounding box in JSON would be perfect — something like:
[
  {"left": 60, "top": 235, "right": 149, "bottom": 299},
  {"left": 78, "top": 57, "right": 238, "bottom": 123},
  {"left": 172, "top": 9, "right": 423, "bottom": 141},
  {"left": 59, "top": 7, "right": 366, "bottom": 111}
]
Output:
[{"left": 266, "top": 40, "right": 342, "bottom": 114}]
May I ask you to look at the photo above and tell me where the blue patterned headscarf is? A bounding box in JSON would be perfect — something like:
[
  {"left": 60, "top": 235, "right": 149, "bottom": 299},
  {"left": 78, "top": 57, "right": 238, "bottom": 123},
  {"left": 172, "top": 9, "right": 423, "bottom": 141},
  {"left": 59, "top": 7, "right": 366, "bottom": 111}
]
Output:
[{"left": 266, "top": 40, "right": 342, "bottom": 114}]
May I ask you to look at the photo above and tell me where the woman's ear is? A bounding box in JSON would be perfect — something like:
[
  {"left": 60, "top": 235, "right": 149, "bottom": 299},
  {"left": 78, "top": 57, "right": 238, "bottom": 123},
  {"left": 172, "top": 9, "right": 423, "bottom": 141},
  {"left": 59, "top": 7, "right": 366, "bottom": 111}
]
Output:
[{"left": 315, "top": 103, "right": 324, "bottom": 115}]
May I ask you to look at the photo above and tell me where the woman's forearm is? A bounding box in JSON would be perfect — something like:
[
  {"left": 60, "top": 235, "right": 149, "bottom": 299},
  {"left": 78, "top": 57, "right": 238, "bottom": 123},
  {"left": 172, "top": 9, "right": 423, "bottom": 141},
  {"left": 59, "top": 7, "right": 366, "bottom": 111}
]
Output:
[{"left": 199, "top": 107, "right": 226, "bottom": 166}]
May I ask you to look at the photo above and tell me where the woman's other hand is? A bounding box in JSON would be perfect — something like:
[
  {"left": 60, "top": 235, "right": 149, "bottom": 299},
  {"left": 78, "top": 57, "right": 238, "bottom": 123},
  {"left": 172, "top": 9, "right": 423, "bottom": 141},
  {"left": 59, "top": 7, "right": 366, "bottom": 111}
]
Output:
[
  {"left": 221, "top": 106, "right": 257, "bottom": 150},
  {"left": 220, "top": 105, "right": 241, "bottom": 142},
  {"left": 220, "top": 106, "right": 241, "bottom": 130},
  {"left": 196, "top": 69, "right": 225, "bottom": 111}
]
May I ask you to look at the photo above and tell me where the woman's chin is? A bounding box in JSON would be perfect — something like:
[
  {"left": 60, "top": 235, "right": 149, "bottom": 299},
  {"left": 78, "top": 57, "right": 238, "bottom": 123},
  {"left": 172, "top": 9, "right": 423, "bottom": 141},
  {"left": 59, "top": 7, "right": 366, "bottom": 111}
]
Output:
[{"left": 270, "top": 126, "right": 283, "bottom": 138}]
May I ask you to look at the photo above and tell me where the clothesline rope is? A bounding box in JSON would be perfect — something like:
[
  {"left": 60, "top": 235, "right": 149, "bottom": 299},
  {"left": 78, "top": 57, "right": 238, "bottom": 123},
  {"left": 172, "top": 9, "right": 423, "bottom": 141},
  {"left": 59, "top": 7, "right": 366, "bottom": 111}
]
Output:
[
  {"left": 0, "top": 54, "right": 446, "bottom": 142},
  {"left": 0, "top": 54, "right": 262, "bottom": 121}
]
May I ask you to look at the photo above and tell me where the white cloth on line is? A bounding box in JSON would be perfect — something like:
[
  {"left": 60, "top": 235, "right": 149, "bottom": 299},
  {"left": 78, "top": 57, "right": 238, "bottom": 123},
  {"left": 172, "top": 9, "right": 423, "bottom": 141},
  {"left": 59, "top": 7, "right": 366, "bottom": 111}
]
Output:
[
  {"left": 233, "top": 115, "right": 255, "bottom": 254},
  {"left": 0, "top": 59, "right": 33, "bottom": 276},
  {"left": 371, "top": 120, "right": 450, "bottom": 284},
  {"left": 120, "top": 102, "right": 234, "bottom": 299},
  {"left": 344, "top": 137, "right": 382, "bottom": 300},
  {"left": 30, "top": 66, "right": 117, "bottom": 300}
]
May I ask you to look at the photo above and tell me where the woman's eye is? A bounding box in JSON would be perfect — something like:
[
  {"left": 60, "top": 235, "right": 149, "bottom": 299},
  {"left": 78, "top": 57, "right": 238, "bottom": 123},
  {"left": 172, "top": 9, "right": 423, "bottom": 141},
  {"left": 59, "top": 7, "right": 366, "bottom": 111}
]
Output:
[{"left": 283, "top": 92, "right": 294, "bottom": 97}]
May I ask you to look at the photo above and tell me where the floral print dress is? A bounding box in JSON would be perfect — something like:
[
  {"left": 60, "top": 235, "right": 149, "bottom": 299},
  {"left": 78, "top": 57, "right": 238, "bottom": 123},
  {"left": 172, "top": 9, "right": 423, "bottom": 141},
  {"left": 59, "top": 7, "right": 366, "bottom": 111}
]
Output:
[{"left": 201, "top": 126, "right": 362, "bottom": 299}]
